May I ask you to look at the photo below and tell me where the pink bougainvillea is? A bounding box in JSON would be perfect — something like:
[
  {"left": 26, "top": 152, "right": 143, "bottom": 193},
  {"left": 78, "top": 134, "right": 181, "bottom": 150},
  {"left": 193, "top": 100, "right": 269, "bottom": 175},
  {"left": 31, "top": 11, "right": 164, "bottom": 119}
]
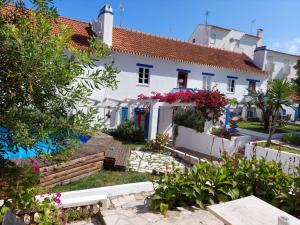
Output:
[
  {"left": 29, "top": 158, "right": 39, "bottom": 173},
  {"left": 138, "top": 90, "right": 227, "bottom": 107},
  {"left": 138, "top": 90, "right": 228, "bottom": 120}
]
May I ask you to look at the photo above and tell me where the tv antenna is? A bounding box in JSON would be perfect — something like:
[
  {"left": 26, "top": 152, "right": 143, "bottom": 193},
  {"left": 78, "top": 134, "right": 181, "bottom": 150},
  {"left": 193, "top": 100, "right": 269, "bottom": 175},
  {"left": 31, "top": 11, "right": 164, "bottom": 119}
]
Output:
[
  {"left": 205, "top": 10, "right": 210, "bottom": 25},
  {"left": 250, "top": 19, "right": 256, "bottom": 34},
  {"left": 118, "top": 3, "right": 125, "bottom": 27}
]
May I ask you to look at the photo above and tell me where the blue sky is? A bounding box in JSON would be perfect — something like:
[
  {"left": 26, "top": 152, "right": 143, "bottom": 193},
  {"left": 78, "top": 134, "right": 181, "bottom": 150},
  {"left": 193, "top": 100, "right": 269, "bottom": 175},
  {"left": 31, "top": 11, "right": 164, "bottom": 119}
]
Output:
[{"left": 29, "top": 0, "right": 300, "bottom": 55}]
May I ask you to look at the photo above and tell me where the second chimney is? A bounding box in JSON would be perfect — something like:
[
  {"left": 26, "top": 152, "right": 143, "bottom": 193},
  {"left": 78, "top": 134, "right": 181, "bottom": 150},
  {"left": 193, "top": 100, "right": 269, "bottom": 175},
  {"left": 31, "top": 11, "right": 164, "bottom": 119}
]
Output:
[{"left": 256, "top": 28, "right": 263, "bottom": 38}]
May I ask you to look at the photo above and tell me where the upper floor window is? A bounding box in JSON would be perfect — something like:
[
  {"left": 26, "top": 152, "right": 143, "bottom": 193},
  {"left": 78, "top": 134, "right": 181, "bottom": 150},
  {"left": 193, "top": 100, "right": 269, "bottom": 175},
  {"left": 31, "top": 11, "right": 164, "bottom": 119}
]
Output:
[
  {"left": 248, "top": 80, "right": 256, "bottom": 92},
  {"left": 210, "top": 33, "right": 216, "bottom": 45},
  {"left": 138, "top": 67, "right": 150, "bottom": 85},
  {"left": 227, "top": 77, "right": 237, "bottom": 93},
  {"left": 202, "top": 75, "right": 212, "bottom": 90},
  {"left": 192, "top": 38, "right": 196, "bottom": 43}
]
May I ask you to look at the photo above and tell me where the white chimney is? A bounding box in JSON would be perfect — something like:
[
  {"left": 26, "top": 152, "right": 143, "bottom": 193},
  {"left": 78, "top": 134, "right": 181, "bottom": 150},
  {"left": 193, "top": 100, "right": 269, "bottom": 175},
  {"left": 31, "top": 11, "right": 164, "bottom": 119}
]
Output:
[
  {"left": 91, "top": 5, "right": 114, "bottom": 47},
  {"left": 256, "top": 28, "right": 263, "bottom": 38}
]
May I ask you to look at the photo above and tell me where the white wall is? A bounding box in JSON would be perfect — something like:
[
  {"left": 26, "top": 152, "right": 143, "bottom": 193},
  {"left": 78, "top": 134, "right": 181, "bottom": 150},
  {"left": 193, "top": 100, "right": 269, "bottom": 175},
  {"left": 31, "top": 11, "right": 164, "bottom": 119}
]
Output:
[
  {"left": 175, "top": 126, "right": 251, "bottom": 158},
  {"left": 189, "top": 25, "right": 260, "bottom": 59},
  {"left": 255, "top": 49, "right": 299, "bottom": 80},
  {"left": 92, "top": 52, "right": 267, "bottom": 103},
  {"left": 245, "top": 143, "right": 300, "bottom": 173},
  {"left": 157, "top": 106, "right": 173, "bottom": 138},
  {"left": 88, "top": 52, "right": 267, "bottom": 128}
]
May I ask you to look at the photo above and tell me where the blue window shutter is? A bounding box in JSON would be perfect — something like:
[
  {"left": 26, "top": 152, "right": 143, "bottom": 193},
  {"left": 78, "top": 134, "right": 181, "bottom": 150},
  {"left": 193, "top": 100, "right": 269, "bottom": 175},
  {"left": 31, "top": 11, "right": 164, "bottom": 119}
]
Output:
[{"left": 121, "top": 107, "right": 128, "bottom": 122}]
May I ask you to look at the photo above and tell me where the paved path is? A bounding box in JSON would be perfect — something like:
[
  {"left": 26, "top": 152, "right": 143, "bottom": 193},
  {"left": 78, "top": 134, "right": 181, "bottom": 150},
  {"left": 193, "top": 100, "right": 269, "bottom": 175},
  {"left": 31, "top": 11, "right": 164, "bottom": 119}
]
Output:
[
  {"left": 129, "top": 150, "right": 186, "bottom": 173},
  {"left": 102, "top": 192, "right": 224, "bottom": 225}
]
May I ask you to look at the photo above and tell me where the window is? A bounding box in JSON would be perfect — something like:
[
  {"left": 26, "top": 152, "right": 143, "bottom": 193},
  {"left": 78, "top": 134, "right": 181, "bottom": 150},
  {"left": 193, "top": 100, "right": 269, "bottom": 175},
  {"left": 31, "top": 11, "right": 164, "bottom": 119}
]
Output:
[
  {"left": 210, "top": 33, "right": 216, "bottom": 44},
  {"left": 227, "top": 78, "right": 235, "bottom": 93},
  {"left": 138, "top": 67, "right": 150, "bottom": 85},
  {"left": 202, "top": 75, "right": 212, "bottom": 90},
  {"left": 248, "top": 80, "right": 256, "bottom": 92},
  {"left": 177, "top": 72, "right": 188, "bottom": 88},
  {"left": 192, "top": 38, "right": 196, "bottom": 43}
]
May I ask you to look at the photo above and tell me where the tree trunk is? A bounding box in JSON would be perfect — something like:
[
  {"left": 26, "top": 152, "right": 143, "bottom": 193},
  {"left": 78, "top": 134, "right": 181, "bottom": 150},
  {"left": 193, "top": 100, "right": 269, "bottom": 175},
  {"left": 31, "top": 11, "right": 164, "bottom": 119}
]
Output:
[
  {"left": 266, "top": 112, "right": 279, "bottom": 147},
  {"left": 263, "top": 110, "right": 269, "bottom": 130}
]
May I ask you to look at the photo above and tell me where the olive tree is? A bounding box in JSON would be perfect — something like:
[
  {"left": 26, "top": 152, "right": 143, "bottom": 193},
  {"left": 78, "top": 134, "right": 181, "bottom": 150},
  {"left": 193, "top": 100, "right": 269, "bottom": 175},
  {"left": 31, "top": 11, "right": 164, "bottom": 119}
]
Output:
[{"left": 0, "top": 0, "right": 119, "bottom": 158}]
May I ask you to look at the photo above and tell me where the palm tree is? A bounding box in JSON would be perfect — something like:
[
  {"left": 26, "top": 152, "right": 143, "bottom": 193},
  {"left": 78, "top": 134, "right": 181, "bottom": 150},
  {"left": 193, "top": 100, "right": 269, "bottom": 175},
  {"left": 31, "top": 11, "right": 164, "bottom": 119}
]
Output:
[{"left": 265, "top": 79, "right": 295, "bottom": 147}]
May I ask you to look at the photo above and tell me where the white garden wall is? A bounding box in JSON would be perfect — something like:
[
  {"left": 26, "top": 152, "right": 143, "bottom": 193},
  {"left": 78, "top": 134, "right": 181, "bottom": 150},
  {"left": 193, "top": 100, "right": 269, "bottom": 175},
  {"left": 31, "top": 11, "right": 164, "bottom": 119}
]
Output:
[
  {"left": 245, "top": 143, "right": 300, "bottom": 173},
  {"left": 175, "top": 126, "right": 251, "bottom": 158}
]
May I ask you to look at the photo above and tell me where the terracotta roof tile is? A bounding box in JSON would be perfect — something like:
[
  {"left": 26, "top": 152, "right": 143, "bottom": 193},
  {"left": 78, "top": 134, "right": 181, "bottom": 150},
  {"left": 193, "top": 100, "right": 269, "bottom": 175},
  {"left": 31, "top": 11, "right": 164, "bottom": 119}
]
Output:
[
  {"left": 1, "top": 4, "right": 266, "bottom": 75},
  {"left": 111, "top": 27, "right": 266, "bottom": 75}
]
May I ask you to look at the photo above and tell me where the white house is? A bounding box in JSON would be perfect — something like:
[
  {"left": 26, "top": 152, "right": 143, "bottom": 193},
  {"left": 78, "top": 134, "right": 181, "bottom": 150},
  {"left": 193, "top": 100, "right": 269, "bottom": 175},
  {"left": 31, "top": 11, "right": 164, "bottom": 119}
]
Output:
[
  {"left": 56, "top": 4, "right": 299, "bottom": 139},
  {"left": 188, "top": 24, "right": 263, "bottom": 59}
]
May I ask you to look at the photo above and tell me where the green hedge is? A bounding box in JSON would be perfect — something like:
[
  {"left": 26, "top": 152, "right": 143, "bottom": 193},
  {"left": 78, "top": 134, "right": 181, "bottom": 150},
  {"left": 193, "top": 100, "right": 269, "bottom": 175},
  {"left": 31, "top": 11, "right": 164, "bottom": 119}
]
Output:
[
  {"left": 174, "top": 110, "right": 205, "bottom": 133},
  {"left": 105, "top": 121, "right": 145, "bottom": 142}
]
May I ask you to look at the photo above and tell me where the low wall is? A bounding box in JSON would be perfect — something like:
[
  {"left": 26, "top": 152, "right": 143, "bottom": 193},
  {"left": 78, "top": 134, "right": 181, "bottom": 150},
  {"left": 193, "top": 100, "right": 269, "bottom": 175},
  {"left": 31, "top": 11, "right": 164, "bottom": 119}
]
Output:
[
  {"left": 175, "top": 126, "right": 251, "bottom": 158},
  {"left": 39, "top": 151, "right": 104, "bottom": 189},
  {"left": 245, "top": 143, "right": 300, "bottom": 173}
]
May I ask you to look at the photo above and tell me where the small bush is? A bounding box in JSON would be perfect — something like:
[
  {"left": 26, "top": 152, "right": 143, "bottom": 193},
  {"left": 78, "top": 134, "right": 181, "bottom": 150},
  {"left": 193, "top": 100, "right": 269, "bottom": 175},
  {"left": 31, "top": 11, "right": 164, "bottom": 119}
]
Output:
[
  {"left": 146, "top": 133, "right": 169, "bottom": 153},
  {"left": 174, "top": 110, "right": 205, "bottom": 133},
  {"left": 282, "top": 133, "right": 300, "bottom": 146},
  {"left": 109, "top": 121, "right": 145, "bottom": 142}
]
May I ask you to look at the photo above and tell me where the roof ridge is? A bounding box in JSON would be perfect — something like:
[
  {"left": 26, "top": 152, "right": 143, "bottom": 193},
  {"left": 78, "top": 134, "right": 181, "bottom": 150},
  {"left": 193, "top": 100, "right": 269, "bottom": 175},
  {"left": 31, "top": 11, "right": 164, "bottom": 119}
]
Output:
[{"left": 113, "top": 26, "right": 248, "bottom": 57}]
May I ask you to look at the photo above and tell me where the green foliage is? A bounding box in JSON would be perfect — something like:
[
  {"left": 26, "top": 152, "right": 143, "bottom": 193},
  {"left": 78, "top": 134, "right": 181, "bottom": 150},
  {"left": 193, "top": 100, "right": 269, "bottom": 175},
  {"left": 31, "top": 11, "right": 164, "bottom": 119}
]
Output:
[
  {"left": 3, "top": 187, "right": 64, "bottom": 225},
  {"left": 64, "top": 207, "right": 93, "bottom": 222},
  {"left": 0, "top": 156, "right": 39, "bottom": 199},
  {"left": 211, "top": 127, "right": 232, "bottom": 140},
  {"left": 0, "top": 1, "right": 119, "bottom": 158},
  {"left": 174, "top": 110, "right": 206, "bottom": 133},
  {"left": 149, "top": 154, "right": 300, "bottom": 216},
  {"left": 146, "top": 133, "right": 169, "bottom": 153},
  {"left": 293, "top": 60, "right": 300, "bottom": 95},
  {"left": 283, "top": 133, "right": 300, "bottom": 146},
  {"left": 265, "top": 79, "right": 295, "bottom": 146},
  {"left": 228, "top": 98, "right": 238, "bottom": 107},
  {"left": 108, "top": 121, "right": 145, "bottom": 142}
]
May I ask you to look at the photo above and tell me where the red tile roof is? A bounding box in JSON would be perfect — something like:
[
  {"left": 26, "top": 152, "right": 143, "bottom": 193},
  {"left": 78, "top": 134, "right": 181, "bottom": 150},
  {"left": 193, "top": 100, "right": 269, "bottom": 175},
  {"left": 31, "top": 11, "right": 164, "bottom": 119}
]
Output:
[
  {"left": 1, "top": 4, "right": 266, "bottom": 75},
  {"left": 111, "top": 27, "right": 266, "bottom": 75}
]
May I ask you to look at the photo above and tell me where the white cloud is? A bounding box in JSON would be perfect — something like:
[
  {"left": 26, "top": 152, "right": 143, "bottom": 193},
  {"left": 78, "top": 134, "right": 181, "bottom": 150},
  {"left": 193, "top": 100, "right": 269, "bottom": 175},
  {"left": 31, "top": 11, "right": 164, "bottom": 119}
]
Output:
[{"left": 271, "top": 38, "right": 300, "bottom": 55}]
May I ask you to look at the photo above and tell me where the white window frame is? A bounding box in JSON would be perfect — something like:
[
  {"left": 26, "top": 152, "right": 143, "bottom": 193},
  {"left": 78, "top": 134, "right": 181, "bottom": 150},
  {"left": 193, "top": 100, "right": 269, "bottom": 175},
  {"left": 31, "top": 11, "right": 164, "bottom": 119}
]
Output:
[
  {"left": 138, "top": 67, "right": 150, "bottom": 85},
  {"left": 227, "top": 78, "right": 236, "bottom": 93},
  {"left": 202, "top": 75, "right": 212, "bottom": 90}
]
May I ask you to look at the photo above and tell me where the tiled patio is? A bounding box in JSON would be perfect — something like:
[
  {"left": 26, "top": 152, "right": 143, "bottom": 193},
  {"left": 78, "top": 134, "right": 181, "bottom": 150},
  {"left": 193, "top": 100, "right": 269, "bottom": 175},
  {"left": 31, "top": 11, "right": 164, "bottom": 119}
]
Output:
[{"left": 101, "top": 192, "right": 223, "bottom": 225}]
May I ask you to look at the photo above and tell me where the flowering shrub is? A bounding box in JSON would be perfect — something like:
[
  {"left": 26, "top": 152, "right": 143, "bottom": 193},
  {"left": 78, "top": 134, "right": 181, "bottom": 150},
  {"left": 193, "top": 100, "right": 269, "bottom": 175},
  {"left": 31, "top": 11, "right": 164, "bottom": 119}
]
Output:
[{"left": 138, "top": 90, "right": 228, "bottom": 121}]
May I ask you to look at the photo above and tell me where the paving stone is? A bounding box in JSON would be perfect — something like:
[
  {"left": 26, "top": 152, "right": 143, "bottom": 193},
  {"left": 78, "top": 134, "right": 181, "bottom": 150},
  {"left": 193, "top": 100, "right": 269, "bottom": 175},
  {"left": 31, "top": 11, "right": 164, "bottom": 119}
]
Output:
[{"left": 103, "top": 214, "right": 119, "bottom": 225}]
